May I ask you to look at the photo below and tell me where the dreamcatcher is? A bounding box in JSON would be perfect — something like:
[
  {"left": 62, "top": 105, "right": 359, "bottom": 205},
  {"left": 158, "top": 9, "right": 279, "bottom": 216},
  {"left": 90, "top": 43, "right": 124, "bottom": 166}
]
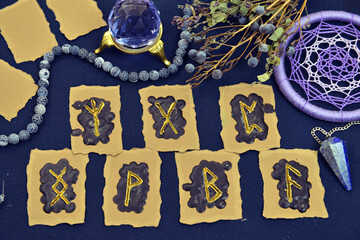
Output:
[
  {"left": 274, "top": 11, "right": 360, "bottom": 122},
  {"left": 274, "top": 11, "right": 360, "bottom": 191}
]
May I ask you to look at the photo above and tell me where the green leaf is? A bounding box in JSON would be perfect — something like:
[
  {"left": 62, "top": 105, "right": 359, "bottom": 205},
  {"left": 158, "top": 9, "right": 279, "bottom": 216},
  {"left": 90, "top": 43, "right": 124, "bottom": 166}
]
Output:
[
  {"left": 239, "top": 6, "right": 248, "bottom": 16},
  {"left": 266, "top": 57, "right": 271, "bottom": 64},
  {"left": 230, "top": 0, "right": 242, "bottom": 5},
  {"left": 269, "top": 27, "right": 284, "bottom": 41},
  {"left": 218, "top": 2, "right": 228, "bottom": 12},
  {"left": 267, "top": 56, "right": 281, "bottom": 65},
  {"left": 229, "top": 6, "right": 239, "bottom": 15},
  {"left": 285, "top": 18, "right": 292, "bottom": 24},
  {"left": 266, "top": 57, "right": 274, "bottom": 64},
  {"left": 210, "top": 1, "right": 217, "bottom": 13},
  {"left": 257, "top": 73, "right": 270, "bottom": 82},
  {"left": 212, "top": 11, "right": 227, "bottom": 24},
  {"left": 275, "top": 56, "right": 281, "bottom": 66},
  {"left": 207, "top": 18, "right": 216, "bottom": 27},
  {"left": 251, "top": 5, "right": 259, "bottom": 13}
]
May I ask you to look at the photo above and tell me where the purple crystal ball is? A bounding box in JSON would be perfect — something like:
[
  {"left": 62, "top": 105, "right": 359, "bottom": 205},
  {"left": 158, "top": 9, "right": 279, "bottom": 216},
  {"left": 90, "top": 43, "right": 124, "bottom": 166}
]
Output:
[{"left": 108, "top": 0, "right": 161, "bottom": 49}]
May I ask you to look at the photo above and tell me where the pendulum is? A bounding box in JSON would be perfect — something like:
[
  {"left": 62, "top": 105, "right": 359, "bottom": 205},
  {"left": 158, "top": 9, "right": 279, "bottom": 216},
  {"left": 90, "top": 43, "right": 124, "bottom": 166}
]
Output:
[
  {"left": 311, "top": 121, "right": 360, "bottom": 191},
  {"left": 95, "top": 0, "right": 170, "bottom": 66},
  {"left": 320, "top": 137, "right": 351, "bottom": 190},
  {"left": 0, "top": 181, "right": 4, "bottom": 205},
  {"left": 311, "top": 123, "right": 356, "bottom": 191}
]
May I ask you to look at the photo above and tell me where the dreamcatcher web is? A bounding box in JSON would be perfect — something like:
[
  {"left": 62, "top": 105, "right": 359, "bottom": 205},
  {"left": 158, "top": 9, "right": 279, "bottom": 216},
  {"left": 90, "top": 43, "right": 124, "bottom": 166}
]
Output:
[
  {"left": 275, "top": 11, "right": 360, "bottom": 122},
  {"left": 288, "top": 20, "right": 360, "bottom": 110}
]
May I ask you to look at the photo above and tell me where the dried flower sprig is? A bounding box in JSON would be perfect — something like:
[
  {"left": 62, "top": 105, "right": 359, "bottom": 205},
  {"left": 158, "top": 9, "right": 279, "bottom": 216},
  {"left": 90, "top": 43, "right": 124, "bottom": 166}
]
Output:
[{"left": 173, "top": 0, "right": 308, "bottom": 87}]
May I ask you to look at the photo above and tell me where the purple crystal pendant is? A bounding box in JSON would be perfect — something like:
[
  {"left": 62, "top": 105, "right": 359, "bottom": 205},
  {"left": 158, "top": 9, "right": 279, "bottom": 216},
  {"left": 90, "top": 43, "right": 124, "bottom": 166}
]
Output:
[
  {"left": 319, "top": 137, "right": 352, "bottom": 191},
  {"left": 109, "top": 0, "right": 161, "bottom": 49},
  {"left": 95, "top": 0, "right": 170, "bottom": 66}
]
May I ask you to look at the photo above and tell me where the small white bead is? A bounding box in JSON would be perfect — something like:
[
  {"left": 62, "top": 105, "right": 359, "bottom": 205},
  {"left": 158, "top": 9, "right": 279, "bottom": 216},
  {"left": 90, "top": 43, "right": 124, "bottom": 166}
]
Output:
[{"left": 34, "top": 104, "right": 46, "bottom": 115}]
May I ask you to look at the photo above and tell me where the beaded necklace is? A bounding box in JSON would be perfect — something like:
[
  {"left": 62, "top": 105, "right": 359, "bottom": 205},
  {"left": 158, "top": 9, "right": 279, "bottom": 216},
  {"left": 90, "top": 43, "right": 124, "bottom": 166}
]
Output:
[{"left": 0, "top": 8, "right": 195, "bottom": 147}]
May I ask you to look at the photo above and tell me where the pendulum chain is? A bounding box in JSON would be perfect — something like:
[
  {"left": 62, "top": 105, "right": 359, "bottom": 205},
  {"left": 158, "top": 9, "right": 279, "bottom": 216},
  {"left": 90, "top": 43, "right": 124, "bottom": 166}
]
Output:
[{"left": 311, "top": 121, "right": 360, "bottom": 145}]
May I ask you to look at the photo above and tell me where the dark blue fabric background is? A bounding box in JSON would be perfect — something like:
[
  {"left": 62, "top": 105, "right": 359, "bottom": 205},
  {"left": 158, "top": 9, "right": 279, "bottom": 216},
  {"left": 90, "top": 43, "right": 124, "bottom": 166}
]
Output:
[{"left": 0, "top": 0, "right": 359, "bottom": 239}]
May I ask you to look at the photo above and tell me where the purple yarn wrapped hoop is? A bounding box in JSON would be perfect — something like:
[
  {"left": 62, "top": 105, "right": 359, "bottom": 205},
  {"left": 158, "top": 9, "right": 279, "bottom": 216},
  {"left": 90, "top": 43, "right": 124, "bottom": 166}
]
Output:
[{"left": 274, "top": 11, "right": 360, "bottom": 122}]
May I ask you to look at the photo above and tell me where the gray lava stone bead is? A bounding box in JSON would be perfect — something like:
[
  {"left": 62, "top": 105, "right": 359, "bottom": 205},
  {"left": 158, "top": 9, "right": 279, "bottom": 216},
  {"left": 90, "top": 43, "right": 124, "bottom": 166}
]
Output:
[
  {"left": 94, "top": 57, "right": 104, "bottom": 68},
  {"left": 38, "top": 79, "right": 49, "bottom": 88},
  {"left": 62, "top": 44, "right": 71, "bottom": 54},
  {"left": 27, "top": 123, "right": 38, "bottom": 134},
  {"left": 128, "top": 72, "right": 139, "bottom": 83},
  {"left": 119, "top": 71, "right": 129, "bottom": 81},
  {"left": 178, "top": 39, "right": 188, "bottom": 49},
  {"left": 37, "top": 96, "right": 48, "bottom": 106},
  {"left": 34, "top": 104, "right": 46, "bottom": 115},
  {"left": 78, "top": 48, "right": 88, "bottom": 59},
  {"left": 32, "top": 114, "right": 43, "bottom": 125},
  {"left": 39, "top": 60, "right": 50, "bottom": 70},
  {"left": 173, "top": 56, "right": 183, "bottom": 66},
  {"left": 19, "top": 130, "right": 30, "bottom": 141},
  {"left": 87, "top": 52, "right": 96, "bottom": 63},
  {"left": 110, "top": 66, "right": 121, "bottom": 77},
  {"left": 44, "top": 52, "right": 54, "bottom": 62},
  {"left": 8, "top": 133, "right": 19, "bottom": 145},
  {"left": 139, "top": 71, "right": 150, "bottom": 81},
  {"left": 168, "top": 64, "right": 178, "bottom": 74},
  {"left": 159, "top": 68, "right": 169, "bottom": 78},
  {"left": 149, "top": 70, "right": 159, "bottom": 81},
  {"left": 102, "top": 61, "right": 113, "bottom": 72},
  {"left": 37, "top": 87, "right": 48, "bottom": 97},
  {"left": 180, "top": 30, "right": 192, "bottom": 42},
  {"left": 183, "top": 7, "right": 192, "bottom": 16},
  {"left": 176, "top": 48, "right": 186, "bottom": 58},
  {"left": 70, "top": 45, "right": 80, "bottom": 55},
  {"left": 39, "top": 69, "right": 50, "bottom": 79},
  {"left": 52, "top": 46, "right": 62, "bottom": 56},
  {"left": 181, "top": 21, "right": 190, "bottom": 31},
  {"left": 0, "top": 135, "right": 8, "bottom": 147}
]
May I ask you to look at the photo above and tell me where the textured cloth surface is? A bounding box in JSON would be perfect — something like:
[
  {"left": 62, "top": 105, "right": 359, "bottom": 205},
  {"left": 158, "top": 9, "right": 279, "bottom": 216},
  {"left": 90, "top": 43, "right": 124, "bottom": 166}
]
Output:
[{"left": 0, "top": 0, "right": 359, "bottom": 239}]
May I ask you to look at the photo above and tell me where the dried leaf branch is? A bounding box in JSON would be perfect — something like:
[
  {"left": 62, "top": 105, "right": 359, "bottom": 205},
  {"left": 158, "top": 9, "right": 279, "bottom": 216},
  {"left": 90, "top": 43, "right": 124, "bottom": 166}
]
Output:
[{"left": 173, "top": 0, "right": 308, "bottom": 87}]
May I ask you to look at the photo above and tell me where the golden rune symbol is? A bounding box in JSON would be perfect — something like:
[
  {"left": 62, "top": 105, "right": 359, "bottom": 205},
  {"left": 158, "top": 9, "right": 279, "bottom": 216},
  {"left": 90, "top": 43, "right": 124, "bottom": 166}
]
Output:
[
  {"left": 155, "top": 101, "right": 178, "bottom": 135},
  {"left": 203, "top": 167, "right": 223, "bottom": 203},
  {"left": 124, "top": 171, "right": 143, "bottom": 207},
  {"left": 239, "top": 101, "right": 263, "bottom": 134},
  {"left": 49, "top": 167, "right": 70, "bottom": 206},
  {"left": 285, "top": 163, "right": 302, "bottom": 203},
  {"left": 85, "top": 99, "right": 105, "bottom": 137}
]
